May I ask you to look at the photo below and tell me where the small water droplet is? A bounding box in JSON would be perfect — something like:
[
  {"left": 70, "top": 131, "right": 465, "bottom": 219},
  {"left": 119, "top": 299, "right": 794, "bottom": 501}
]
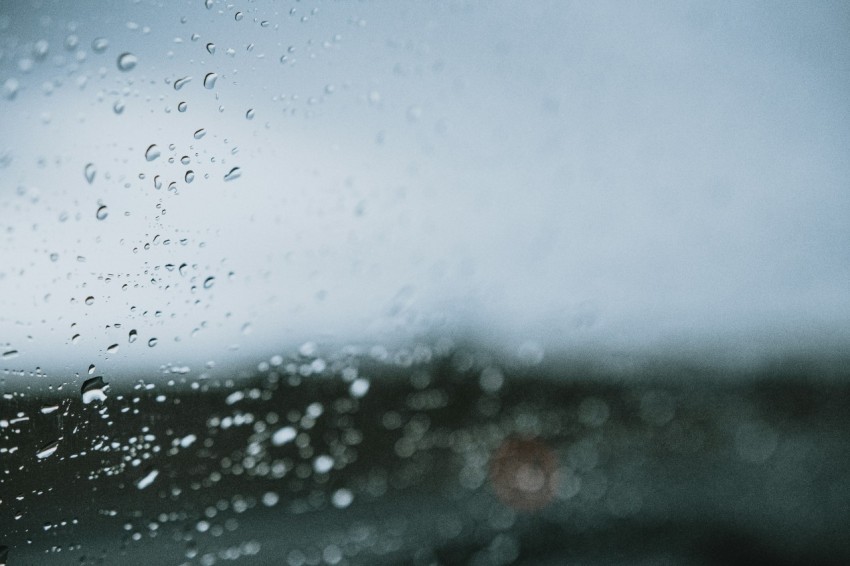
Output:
[
  {"left": 84, "top": 296, "right": 95, "bottom": 306},
  {"left": 203, "top": 72, "right": 218, "bottom": 89},
  {"left": 88, "top": 364, "right": 96, "bottom": 375},
  {"left": 36, "top": 440, "right": 59, "bottom": 460},
  {"left": 96, "top": 205, "right": 108, "bottom": 220},
  {"left": 91, "top": 37, "right": 109, "bottom": 53},
  {"left": 71, "top": 334, "right": 81, "bottom": 344},
  {"left": 40, "top": 404, "right": 60, "bottom": 415},
  {"left": 223, "top": 167, "right": 241, "bottom": 181},
  {"left": 145, "top": 144, "right": 161, "bottom": 161},
  {"left": 113, "top": 100, "right": 125, "bottom": 114},
  {"left": 106, "top": 343, "right": 119, "bottom": 354},
  {"left": 234, "top": 11, "right": 243, "bottom": 21},
  {"left": 193, "top": 128, "right": 206, "bottom": 139},
  {"left": 203, "top": 276, "right": 215, "bottom": 289},
  {"left": 148, "top": 337, "right": 158, "bottom": 347},
  {"left": 84, "top": 163, "right": 96, "bottom": 184},
  {"left": 205, "top": 42, "right": 215, "bottom": 55},
  {"left": 82, "top": 376, "right": 108, "bottom": 404},
  {"left": 117, "top": 52, "right": 138, "bottom": 71},
  {"left": 205, "top": 0, "right": 214, "bottom": 9},
  {"left": 185, "top": 170, "right": 195, "bottom": 183},
  {"left": 49, "top": 252, "right": 59, "bottom": 262},
  {"left": 178, "top": 101, "right": 188, "bottom": 112},
  {"left": 129, "top": 329, "right": 138, "bottom": 343},
  {"left": 136, "top": 469, "right": 159, "bottom": 490},
  {"left": 245, "top": 108, "right": 254, "bottom": 120},
  {"left": 2, "top": 350, "right": 19, "bottom": 360},
  {"left": 174, "top": 76, "right": 192, "bottom": 90}
]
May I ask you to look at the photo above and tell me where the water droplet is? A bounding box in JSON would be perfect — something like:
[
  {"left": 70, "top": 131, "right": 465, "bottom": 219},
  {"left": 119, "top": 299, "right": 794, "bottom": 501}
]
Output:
[
  {"left": 84, "top": 163, "right": 96, "bottom": 183},
  {"left": 40, "top": 404, "right": 59, "bottom": 415},
  {"left": 331, "top": 488, "right": 353, "bottom": 509},
  {"left": 84, "top": 296, "right": 95, "bottom": 305},
  {"left": 71, "top": 334, "right": 81, "bottom": 344},
  {"left": 271, "top": 426, "right": 296, "bottom": 446},
  {"left": 129, "top": 329, "right": 138, "bottom": 343},
  {"left": 49, "top": 252, "right": 59, "bottom": 262},
  {"left": 234, "top": 11, "right": 243, "bottom": 21},
  {"left": 145, "top": 144, "right": 161, "bottom": 161},
  {"left": 154, "top": 175, "right": 162, "bottom": 190},
  {"left": 205, "top": 42, "right": 215, "bottom": 55},
  {"left": 96, "top": 205, "right": 108, "bottom": 220},
  {"left": 136, "top": 469, "right": 159, "bottom": 490},
  {"left": 116, "top": 52, "right": 138, "bottom": 71},
  {"left": 203, "top": 72, "right": 217, "bottom": 89},
  {"left": 36, "top": 440, "right": 59, "bottom": 459},
  {"left": 223, "top": 167, "right": 241, "bottom": 181},
  {"left": 174, "top": 76, "right": 192, "bottom": 90},
  {"left": 88, "top": 364, "right": 96, "bottom": 375},
  {"left": 185, "top": 170, "right": 195, "bottom": 183},
  {"left": 177, "top": 101, "right": 188, "bottom": 112},
  {"left": 113, "top": 100, "right": 125, "bottom": 114},
  {"left": 81, "top": 376, "right": 108, "bottom": 404},
  {"left": 91, "top": 37, "right": 109, "bottom": 53},
  {"left": 193, "top": 128, "right": 206, "bottom": 139},
  {"left": 2, "top": 350, "right": 19, "bottom": 360},
  {"left": 203, "top": 276, "right": 215, "bottom": 289},
  {"left": 313, "top": 455, "right": 334, "bottom": 474},
  {"left": 205, "top": 0, "right": 214, "bottom": 8},
  {"left": 106, "top": 343, "right": 119, "bottom": 354},
  {"left": 245, "top": 108, "right": 254, "bottom": 120},
  {"left": 148, "top": 337, "right": 158, "bottom": 347}
]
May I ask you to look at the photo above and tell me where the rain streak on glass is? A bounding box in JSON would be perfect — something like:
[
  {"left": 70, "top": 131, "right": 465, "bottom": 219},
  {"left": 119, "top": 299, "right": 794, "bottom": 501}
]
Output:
[
  {"left": 144, "top": 144, "right": 161, "bottom": 161},
  {"left": 116, "top": 52, "right": 138, "bottom": 71}
]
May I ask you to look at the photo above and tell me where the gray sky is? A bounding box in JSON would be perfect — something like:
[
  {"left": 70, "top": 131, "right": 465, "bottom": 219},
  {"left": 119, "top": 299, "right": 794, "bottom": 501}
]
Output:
[{"left": 1, "top": 0, "right": 849, "bottom": 382}]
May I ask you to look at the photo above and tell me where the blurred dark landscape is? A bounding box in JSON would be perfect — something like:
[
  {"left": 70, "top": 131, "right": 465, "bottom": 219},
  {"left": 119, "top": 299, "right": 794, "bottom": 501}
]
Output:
[{"left": 2, "top": 344, "right": 849, "bottom": 565}]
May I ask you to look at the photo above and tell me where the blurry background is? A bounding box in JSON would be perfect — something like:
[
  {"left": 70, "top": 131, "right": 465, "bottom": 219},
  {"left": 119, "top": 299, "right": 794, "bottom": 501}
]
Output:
[{"left": 1, "top": 1, "right": 850, "bottom": 565}]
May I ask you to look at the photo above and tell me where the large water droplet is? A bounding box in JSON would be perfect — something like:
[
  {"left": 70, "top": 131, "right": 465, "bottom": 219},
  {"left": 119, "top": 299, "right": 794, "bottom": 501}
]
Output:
[
  {"left": 234, "top": 11, "right": 244, "bottom": 21},
  {"left": 96, "top": 205, "right": 108, "bottom": 220},
  {"left": 84, "top": 296, "right": 95, "bottom": 305},
  {"left": 106, "top": 343, "right": 119, "bottom": 354},
  {"left": 84, "top": 163, "right": 96, "bottom": 184},
  {"left": 223, "top": 167, "right": 241, "bottom": 181},
  {"left": 178, "top": 101, "right": 188, "bottom": 112},
  {"left": 148, "top": 337, "right": 158, "bottom": 347},
  {"left": 91, "top": 37, "right": 109, "bottom": 53},
  {"left": 36, "top": 440, "right": 59, "bottom": 459},
  {"left": 81, "top": 376, "right": 108, "bottom": 404},
  {"left": 117, "top": 52, "right": 138, "bottom": 71},
  {"left": 185, "top": 170, "right": 195, "bottom": 183},
  {"left": 174, "top": 76, "right": 192, "bottom": 90},
  {"left": 203, "top": 72, "right": 218, "bottom": 89},
  {"left": 205, "top": 42, "right": 215, "bottom": 55},
  {"left": 145, "top": 144, "right": 161, "bottom": 161},
  {"left": 193, "top": 128, "right": 206, "bottom": 140}
]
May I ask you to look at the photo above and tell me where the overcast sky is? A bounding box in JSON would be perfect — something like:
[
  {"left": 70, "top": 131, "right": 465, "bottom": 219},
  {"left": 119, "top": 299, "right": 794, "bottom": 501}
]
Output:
[{"left": 1, "top": 1, "right": 849, "bottom": 383}]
